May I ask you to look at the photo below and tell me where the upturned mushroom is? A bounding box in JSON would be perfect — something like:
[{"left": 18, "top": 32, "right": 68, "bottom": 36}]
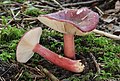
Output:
[
  {"left": 16, "top": 27, "right": 84, "bottom": 73},
  {"left": 38, "top": 7, "right": 99, "bottom": 59}
]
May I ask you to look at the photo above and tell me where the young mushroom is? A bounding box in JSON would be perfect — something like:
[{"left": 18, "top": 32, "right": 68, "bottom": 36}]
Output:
[
  {"left": 38, "top": 7, "right": 99, "bottom": 59},
  {"left": 16, "top": 27, "right": 84, "bottom": 73}
]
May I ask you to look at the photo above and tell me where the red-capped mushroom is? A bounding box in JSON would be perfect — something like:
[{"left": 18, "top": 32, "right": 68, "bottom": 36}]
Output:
[
  {"left": 16, "top": 27, "right": 84, "bottom": 73},
  {"left": 38, "top": 7, "right": 99, "bottom": 59}
]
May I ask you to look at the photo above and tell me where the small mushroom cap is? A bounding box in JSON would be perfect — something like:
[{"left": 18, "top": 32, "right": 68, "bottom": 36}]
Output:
[
  {"left": 38, "top": 7, "right": 99, "bottom": 35},
  {"left": 16, "top": 27, "right": 42, "bottom": 63}
]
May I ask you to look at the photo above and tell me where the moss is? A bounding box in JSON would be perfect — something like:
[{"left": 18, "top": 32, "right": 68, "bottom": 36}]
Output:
[
  {"left": 0, "top": 26, "right": 25, "bottom": 61},
  {"left": 24, "top": 7, "right": 48, "bottom": 17}
]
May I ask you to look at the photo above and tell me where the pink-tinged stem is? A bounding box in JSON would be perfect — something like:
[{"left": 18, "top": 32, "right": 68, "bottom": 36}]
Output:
[
  {"left": 33, "top": 43, "right": 84, "bottom": 73},
  {"left": 64, "top": 34, "right": 75, "bottom": 59}
]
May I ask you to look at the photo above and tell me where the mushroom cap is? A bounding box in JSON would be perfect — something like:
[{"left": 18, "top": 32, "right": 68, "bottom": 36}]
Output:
[
  {"left": 16, "top": 27, "right": 42, "bottom": 63},
  {"left": 38, "top": 7, "right": 99, "bottom": 35}
]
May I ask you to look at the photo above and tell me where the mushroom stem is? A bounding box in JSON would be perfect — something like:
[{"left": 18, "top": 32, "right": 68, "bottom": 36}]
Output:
[
  {"left": 33, "top": 43, "right": 84, "bottom": 73},
  {"left": 64, "top": 34, "right": 76, "bottom": 59}
]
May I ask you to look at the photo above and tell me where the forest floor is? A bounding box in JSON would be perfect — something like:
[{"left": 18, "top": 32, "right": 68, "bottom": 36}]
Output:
[{"left": 0, "top": 0, "right": 120, "bottom": 81}]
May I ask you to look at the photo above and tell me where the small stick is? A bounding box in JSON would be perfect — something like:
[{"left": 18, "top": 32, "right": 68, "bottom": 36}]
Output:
[
  {"left": 7, "top": 10, "right": 21, "bottom": 25},
  {"left": 40, "top": 0, "right": 58, "bottom": 8},
  {"left": 14, "top": 67, "right": 23, "bottom": 78},
  {"left": 35, "top": 67, "right": 46, "bottom": 77},
  {"left": 23, "top": 17, "right": 38, "bottom": 21},
  {"left": 23, "top": 65, "right": 46, "bottom": 78},
  {"left": 10, "top": 8, "right": 15, "bottom": 17},
  {"left": 34, "top": 5, "right": 56, "bottom": 10},
  {"left": 37, "top": 65, "right": 59, "bottom": 81},
  {"left": 0, "top": 17, "right": 37, "bottom": 21},
  {"left": 0, "top": 77, "right": 3, "bottom": 81},
  {"left": 2, "top": 77, "right": 6, "bottom": 81},
  {"left": 16, "top": 70, "right": 24, "bottom": 81},
  {"left": 9, "top": 9, "right": 20, "bottom": 28},
  {"left": 51, "top": 0, "right": 65, "bottom": 9},
  {"left": 62, "top": 0, "right": 100, "bottom": 7},
  {"left": 89, "top": 53, "right": 100, "bottom": 73},
  {"left": 2, "top": 77, "right": 5, "bottom": 81},
  {"left": 94, "top": 6, "right": 104, "bottom": 15},
  {"left": 42, "top": 68, "right": 60, "bottom": 81},
  {"left": 0, "top": 64, "right": 15, "bottom": 77},
  {"left": 93, "top": 29, "right": 120, "bottom": 40}
]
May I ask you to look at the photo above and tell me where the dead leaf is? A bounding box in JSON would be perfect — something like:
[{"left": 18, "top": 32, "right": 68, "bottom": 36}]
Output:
[
  {"left": 107, "top": 24, "right": 113, "bottom": 31},
  {"left": 101, "top": 14, "right": 115, "bottom": 23}
]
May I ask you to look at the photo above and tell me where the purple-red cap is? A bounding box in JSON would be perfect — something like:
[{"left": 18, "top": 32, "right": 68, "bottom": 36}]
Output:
[{"left": 38, "top": 7, "right": 99, "bottom": 35}]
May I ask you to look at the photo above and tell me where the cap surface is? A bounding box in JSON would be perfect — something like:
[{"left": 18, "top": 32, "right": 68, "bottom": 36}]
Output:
[
  {"left": 38, "top": 7, "right": 99, "bottom": 35},
  {"left": 16, "top": 27, "right": 42, "bottom": 63}
]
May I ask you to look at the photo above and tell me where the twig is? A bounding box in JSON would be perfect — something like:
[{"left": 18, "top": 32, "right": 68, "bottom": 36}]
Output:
[
  {"left": 9, "top": 8, "right": 20, "bottom": 28},
  {"left": 34, "top": 5, "right": 56, "bottom": 10},
  {"left": 0, "top": 12, "right": 7, "bottom": 16},
  {"left": 37, "top": 65, "right": 59, "bottom": 81},
  {"left": 10, "top": 7, "right": 21, "bottom": 11},
  {"left": 7, "top": 10, "right": 21, "bottom": 25},
  {"left": 10, "top": 8, "right": 15, "bottom": 17},
  {"left": 21, "top": 13, "right": 33, "bottom": 18},
  {"left": 51, "top": 0, "right": 65, "bottom": 9},
  {"left": 93, "top": 29, "right": 120, "bottom": 40},
  {"left": 16, "top": 70, "right": 24, "bottom": 81},
  {"left": 0, "top": 77, "right": 3, "bottom": 81},
  {"left": 40, "top": 0, "right": 58, "bottom": 8},
  {"left": 0, "top": 77, "right": 5, "bottom": 81},
  {"left": 0, "top": 64, "right": 15, "bottom": 77},
  {"left": 94, "top": 6, "right": 104, "bottom": 15},
  {"left": 42, "top": 68, "right": 59, "bottom": 81},
  {"left": 0, "top": 17, "right": 37, "bottom": 22},
  {"left": 62, "top": 0, "right": 100, "bottom": 7},
  {"left": 14, "top": 67, "right": 23, "bottom": 78},
  {"left": 89, "top": 53, "right": 100, "bottom": 73},
  {"left": 23, "top": 65, "right": 46, "bottom": 78},
  {"left": 35, "top": 67, "right": 45, "bottom": 77},
  {"left": 23, "top": 17, "right": 38, "bottom": 21}
]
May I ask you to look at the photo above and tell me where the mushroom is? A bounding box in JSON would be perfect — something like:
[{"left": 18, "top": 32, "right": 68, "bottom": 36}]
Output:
[
  {"left": 16, "top": 27, "right": 84, "bottom": 73},
  {"left": 38, "top": 7, "right": 99, "bottom": 59}
]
